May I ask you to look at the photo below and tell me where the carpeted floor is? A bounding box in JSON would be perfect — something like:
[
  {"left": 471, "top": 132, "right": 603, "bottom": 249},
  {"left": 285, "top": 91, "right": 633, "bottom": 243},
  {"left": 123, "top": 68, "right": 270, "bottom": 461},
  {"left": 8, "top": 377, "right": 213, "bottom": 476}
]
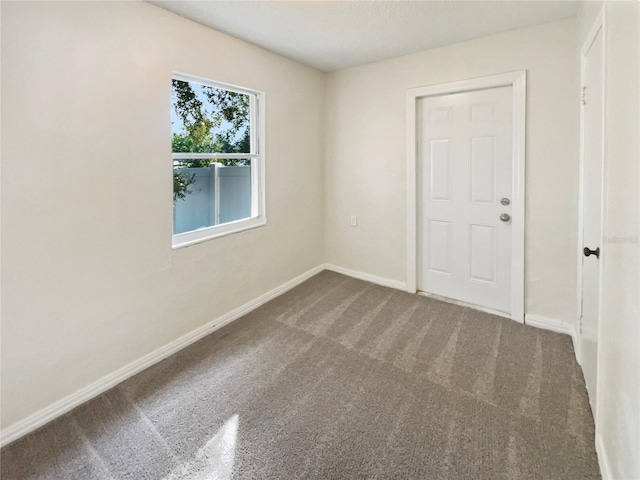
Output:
[{"left": 1, "top": 271, "right": 600, "bottom": 479}]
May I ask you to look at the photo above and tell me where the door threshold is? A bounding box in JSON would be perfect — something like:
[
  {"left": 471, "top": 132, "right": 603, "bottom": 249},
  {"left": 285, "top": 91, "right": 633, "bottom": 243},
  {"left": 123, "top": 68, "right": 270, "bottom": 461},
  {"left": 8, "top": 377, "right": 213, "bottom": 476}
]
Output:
[{"left": 417, "top": 291, "right": 512, "bottom": 320}]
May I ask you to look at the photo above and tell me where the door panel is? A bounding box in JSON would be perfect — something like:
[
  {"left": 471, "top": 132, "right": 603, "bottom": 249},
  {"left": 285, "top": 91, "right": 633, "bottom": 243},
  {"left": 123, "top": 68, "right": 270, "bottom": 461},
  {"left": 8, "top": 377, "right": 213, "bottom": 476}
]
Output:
[
  {"left": 428, "top": 220, "right": 453, "bottom": 275},
  {"left": 470, "top": 102, "right": 497, "bottom": 122},
  {"left": 469, "top": 224, "right": 496, "bottom": 283},
  {"left": 429, "top": 139, "right": 452, "bottom": 201},
  {"left": 470, "top": 136, "right": 497, "bottom": 204},
  {"left": 418, "top": 86, "right": 512, "bottom": 314},
  {"left": 580, "top": 25, "right": 604, "bottom": 414}
]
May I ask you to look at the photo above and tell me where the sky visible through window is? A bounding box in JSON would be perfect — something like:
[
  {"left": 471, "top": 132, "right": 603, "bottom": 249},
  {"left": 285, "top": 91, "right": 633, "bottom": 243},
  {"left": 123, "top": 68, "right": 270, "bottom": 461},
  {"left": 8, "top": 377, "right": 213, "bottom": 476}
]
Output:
[{"left": 171, "top": 84, "right": 226, "bottom": 135}]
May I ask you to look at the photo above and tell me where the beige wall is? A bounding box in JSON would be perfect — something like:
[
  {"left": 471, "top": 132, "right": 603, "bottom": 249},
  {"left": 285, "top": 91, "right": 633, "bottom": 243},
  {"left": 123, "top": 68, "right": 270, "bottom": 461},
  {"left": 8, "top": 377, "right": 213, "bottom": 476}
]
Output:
[
  {"left": 579, "top": 2, "right": 640, "bottom": 478},
  {"left": 0, "top": 1, "right": 325, "bottom": 430},
  {"left": 325, "top": 19, "right": 580, "bottom": 322}
]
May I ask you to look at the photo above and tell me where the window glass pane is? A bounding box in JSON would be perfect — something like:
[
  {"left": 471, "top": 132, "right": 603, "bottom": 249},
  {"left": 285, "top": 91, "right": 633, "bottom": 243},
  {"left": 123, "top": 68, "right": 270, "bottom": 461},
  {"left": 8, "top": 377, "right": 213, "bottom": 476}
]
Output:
[
  {"left": 173, "top": 159, "right": 253, "bottom": 235},
  {"left": 171, "top": 79, "right": 251, "bottom": 154}
]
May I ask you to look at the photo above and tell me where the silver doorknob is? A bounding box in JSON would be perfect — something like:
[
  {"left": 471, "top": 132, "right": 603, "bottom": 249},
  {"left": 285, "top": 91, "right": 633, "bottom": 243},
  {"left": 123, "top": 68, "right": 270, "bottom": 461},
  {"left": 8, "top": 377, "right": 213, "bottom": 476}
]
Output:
[{"left": 500, "top": 213, "right": 511, "bottom": 222}]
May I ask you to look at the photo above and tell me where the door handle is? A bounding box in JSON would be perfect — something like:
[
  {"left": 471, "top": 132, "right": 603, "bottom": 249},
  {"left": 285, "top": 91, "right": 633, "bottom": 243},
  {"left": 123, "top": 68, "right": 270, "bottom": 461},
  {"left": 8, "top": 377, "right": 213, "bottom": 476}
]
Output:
[
  {"left": 583, "top": 247, "right": 600, "bottom": 259},
  {"left": 499, "top": 213, "right": 511, "bottom": 222}
]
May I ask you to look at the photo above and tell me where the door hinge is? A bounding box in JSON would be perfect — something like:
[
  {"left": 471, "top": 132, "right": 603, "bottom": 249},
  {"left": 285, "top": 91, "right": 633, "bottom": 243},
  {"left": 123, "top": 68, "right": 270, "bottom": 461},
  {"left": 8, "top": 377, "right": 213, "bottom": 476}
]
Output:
[{"left": 582, "top": 86, "right": 587, "bottom": 105}]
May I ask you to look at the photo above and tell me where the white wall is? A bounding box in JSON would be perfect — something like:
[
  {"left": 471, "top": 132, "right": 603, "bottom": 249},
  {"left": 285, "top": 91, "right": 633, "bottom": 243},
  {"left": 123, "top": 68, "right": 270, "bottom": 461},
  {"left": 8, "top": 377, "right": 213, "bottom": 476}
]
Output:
[
  {"left": 578, "top": 3, "right": 640, "bottom": 478},
  {"left": 0, "top": 1, "right": 325, "bottom": 430},
  {"left": 325, "top": 19, "right": 579, "bottom": 323}
]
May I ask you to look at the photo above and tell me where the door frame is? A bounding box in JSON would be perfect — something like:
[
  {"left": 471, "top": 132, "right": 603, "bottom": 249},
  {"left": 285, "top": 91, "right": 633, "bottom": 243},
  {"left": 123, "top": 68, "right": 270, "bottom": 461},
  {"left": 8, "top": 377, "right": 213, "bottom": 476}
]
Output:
[
  {"left": 576, "top": 6, "right": 606, "bottom": 388},
  {"left": 406, "top": 71, "right": 527, "bottom": 323}
]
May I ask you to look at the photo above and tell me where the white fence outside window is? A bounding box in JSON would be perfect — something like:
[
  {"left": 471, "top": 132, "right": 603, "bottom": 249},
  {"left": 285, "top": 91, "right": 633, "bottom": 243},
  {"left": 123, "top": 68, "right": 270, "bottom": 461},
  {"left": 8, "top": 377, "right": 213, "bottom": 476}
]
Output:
[{"left": 173, "top": 164, "right": 251, "bottom": 235}]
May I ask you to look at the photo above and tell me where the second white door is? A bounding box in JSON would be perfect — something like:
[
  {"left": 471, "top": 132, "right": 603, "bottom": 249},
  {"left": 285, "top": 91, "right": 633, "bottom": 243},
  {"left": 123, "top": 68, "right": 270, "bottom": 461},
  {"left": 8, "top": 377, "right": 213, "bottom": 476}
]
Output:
[
  {"left": 579, "top": 18, "right": 604, "bottom": 414},
  {"left": 418, "top": 86, "right": 513, "bottom": 315}
]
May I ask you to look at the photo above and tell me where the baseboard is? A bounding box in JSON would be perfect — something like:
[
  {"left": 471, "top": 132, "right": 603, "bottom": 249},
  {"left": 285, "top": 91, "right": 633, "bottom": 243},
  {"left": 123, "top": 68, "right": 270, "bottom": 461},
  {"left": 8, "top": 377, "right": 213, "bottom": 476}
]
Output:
[
  {"left": 323, "top": 264, "right": 407, "bottom": 291},
  {"left": 0, "top": 264, "right": 325, "bottom": 448},
  {"left": 418, "top": 291, "right": 512, "bottom": 320},
  {"left": 525, "top": 314, "right": 579, "bottom": 359},
  {"left": 524, "top": 313, "right": 576, "bottom": 336},
  {"left": 596, "top": 433, "right": 613, "bottom": 479}
]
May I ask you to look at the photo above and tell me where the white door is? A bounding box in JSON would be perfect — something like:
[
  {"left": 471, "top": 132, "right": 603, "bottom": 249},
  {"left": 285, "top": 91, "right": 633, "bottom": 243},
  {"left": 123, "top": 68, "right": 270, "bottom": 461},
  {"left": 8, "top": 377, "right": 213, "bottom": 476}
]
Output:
[
  {"left": 580, "top": 22, "right": 604, "bottom": 413},
  {"left": 418, "top": 86, "right": 513, "bottom": 315}
]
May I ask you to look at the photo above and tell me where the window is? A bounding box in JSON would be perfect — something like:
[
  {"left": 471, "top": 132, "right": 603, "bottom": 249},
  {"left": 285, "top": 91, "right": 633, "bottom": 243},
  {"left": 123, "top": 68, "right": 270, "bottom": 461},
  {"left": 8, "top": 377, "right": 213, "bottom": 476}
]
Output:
[{"left": 171, "top": 73, "right": 265, "bottom": 248}]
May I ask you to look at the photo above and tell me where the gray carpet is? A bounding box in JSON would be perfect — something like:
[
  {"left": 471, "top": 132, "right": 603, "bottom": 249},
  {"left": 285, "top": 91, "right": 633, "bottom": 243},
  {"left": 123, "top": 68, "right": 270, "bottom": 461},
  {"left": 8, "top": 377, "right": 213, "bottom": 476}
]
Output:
[{"left": 1, "top": 271, "right": 599, "bottom": 479}]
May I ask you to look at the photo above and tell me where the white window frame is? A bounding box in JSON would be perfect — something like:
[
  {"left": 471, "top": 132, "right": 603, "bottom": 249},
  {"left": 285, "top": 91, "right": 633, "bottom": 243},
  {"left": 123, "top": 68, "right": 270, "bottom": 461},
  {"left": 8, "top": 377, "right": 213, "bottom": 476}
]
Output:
[{"left": 171, "top": 72, "right": 266, "bottom": 249}]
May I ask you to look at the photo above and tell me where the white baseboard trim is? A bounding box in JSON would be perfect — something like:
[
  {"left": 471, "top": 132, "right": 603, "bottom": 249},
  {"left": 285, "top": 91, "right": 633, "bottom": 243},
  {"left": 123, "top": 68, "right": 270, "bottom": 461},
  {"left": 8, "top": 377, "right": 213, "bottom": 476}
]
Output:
[
  {"left": 418, "top": 291, "right": 512, "bottom": 320},
  {"left": 525, "top": 314, "right": 579, "bottom": 359},
  {"left": 0, "top": 264, "right": 325, "bottom": 448},
  {"left": 525, "top": 313, "right": 576, "bottom": 336},
  {"left": 323, "top": 264, "right": 407, "bottom": 291},
  {"left": 596, "top": 433, "right": 613, "bottom": 479},
  {"left": 524, "top": 313, "right": 576, "bottom": 338}
]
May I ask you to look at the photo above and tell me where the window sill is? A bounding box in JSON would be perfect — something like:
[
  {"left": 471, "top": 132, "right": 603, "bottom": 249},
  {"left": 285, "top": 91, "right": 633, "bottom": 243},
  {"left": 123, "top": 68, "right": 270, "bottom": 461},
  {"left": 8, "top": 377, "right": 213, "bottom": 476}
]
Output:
[{"left": 172, "top": 216, "right": 267, "bottom": 249}]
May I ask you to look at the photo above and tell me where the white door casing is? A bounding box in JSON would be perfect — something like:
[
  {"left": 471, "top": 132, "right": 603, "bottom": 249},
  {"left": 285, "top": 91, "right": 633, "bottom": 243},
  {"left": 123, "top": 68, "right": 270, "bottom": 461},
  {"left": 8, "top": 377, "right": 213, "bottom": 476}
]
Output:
[
  {"left": 578, "top": 8, "right": 605, "bottom": 416},
  {"left": 407, "top": 72, "right": 526, "bottom": 322},
  {"left": 417, "top": 87, "right": 513, "bottom": 315}
]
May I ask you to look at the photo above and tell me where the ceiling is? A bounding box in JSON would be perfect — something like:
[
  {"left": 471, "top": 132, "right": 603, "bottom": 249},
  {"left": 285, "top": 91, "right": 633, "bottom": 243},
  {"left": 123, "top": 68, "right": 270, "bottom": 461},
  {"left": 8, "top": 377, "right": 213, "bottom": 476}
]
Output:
[{"left": 149, "top": 1, "right": 581, "bottom": 72}]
